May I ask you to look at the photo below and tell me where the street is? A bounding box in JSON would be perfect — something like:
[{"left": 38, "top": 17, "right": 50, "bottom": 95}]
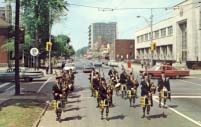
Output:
[
  {"left": 0, "top": 62, "right": 201, "bottom": 127},
  {"left": 31, "top": 61, "right": 201, "bottom": 127}
]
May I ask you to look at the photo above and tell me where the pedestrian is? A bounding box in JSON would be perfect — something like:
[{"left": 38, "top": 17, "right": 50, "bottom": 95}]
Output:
[
  {"left": 141, "top": 60, "right": 144, "bottom": 69},
  {"left": 45, "top": 62, "right": 48, "bottom": 74}
]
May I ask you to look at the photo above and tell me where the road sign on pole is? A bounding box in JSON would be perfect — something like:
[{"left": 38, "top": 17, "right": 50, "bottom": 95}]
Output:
[{"left": 30, "top": 48, "right": 39, "bottom": 56}]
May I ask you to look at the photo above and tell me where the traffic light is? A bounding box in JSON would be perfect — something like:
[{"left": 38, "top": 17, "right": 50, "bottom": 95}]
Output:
[
  {"left": 150, "top": 42, "right": 156, "bottom": 51},
  {"left": 19, "top": 27, "right": 25, "bottom": 43},
  {"left": 8, "top": 26, "right": 15, "bottom": 38},
  {"left": 46, "top": 41, "right": 52, "bottom": 51},
  {"left": 7, "top": 26, "right": 25, "bottom": 43}
]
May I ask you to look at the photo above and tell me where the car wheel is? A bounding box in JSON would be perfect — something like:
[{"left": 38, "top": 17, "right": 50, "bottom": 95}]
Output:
[
  {"left": 24, "top": 77, "right": 33, "bottom": 82},
  {"left": 176, "top": 74, "right": 180, "bottom": 79}
]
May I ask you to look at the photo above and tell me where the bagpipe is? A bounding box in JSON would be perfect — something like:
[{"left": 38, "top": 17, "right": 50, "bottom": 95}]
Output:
[{"left": 150, "top": 82, "right": 156, "bottom": 94}]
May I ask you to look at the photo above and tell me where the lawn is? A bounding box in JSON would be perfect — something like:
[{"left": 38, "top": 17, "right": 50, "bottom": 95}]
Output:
[{"left": 0, "top": 99, "right": 45, "bottom": 127}]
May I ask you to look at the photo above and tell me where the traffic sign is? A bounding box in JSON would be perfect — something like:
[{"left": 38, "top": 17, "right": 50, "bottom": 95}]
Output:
[{"left": 30, "top": 48, "right": 39, "bottom": 56}]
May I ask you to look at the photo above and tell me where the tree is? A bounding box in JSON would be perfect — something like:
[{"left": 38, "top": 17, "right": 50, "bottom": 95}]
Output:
[
  {"left": 76, "top": 46, "right": 88, "bottom": 56},
  {"left": 51, "top": 34, "right": 75, "bottom": 58},
  {"left": 20, "top": 0, "right": 69, "bottom": 66}
]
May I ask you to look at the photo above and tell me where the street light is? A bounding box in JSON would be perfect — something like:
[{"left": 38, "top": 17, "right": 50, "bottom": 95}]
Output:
[{"left": 137, "top": 9, "right": 154, "bottom": 67}]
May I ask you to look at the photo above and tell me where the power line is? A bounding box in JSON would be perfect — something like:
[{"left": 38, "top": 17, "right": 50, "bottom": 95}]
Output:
[{"left": 69, "top": 2, "right": 201, "bottom": 11}]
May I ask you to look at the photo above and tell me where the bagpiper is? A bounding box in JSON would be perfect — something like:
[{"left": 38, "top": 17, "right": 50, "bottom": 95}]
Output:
[
  {"left": 89, "top": 68, "right": 96, "bottom": 97},
  {"left": 93, "top": 72, "right": 101, "bottom": 107},
  {"left": 140, "top": 74, "right": 154, "bottom": 118},
  {"left": 52, "top": 76, "right": 64, "bottom": 122},
  {"left": 158, "top": 72, "right": 171, "bottom": 108},
  {"left": 120, "top": 69, "right": 128, "bottom": 99},
  {"left": 126, "top": 75, "right": 134, "bottom": 107},
  {"left": 108, "top": 67, "right": 117, "bottom": 79},
  {"left": 99, "top": 77, "right": 110, "bottom": 120}
]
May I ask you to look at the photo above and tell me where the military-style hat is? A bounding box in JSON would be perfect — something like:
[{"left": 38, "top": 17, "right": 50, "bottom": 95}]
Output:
[
  {"left": 56, "top": 76, "right": 62, "bottom": 79},
  {"left": 101, "top": 77, "right": 106, "bottom": 81}
]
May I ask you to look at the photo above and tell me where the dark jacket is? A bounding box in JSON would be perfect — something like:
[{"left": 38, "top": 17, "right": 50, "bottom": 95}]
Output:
[
  {"left": 141, "top": 80, "right": 151, "bottom": 96},
  {"left": 158, "top": 77, "right": 170, "bottom": 92},
  {"left": 120, "top": 72, "right": 127, "bottom": 84},
  {"left": 99, "top": 85, "right": 107, "bottom": 100},
  {"left": 52, "top": 83, "right": 63, "bottom": 100},
  {"left": 127, "top": 79, "right": 134, "bottom": 90},
  {"left": 93, "top": 78, "right": 100, "bottom": 90}
]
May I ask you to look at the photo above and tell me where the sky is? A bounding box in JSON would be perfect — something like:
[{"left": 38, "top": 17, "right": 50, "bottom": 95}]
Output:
[{"left": 0, "top": 0, "right": 183, "bottom": 51}]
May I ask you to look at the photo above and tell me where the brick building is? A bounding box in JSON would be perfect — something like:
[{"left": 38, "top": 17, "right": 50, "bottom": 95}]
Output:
[
  {"left": 0, "top": 18, "right": 10, "bottom": 66},
  {"left": 114, "top": 39, "right": 135, "bottom": 61}
]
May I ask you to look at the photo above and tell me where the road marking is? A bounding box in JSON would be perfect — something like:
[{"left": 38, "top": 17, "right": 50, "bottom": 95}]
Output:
[
  {"left": 6, "top": 85, "right": 15, "bottom": 91},
  {"left": 37, "top": 77, "right": 52, "bottom": 94},
  {"left": 180, "top": 80, "right": 201, "bottom": 86},
  {"left": 153, "top": 95, "right": 201, "bottom": 99},
  {"left": 0, "top": 82, "right": 11, "bottom": 89},
  {"left": 187, "top": 76, "right": 201, "bottom": 80},
  {"left": 153, "top": 97, "right": 201, "bottom": 127},
  {"left": 171, "top": 93, "right": 201, "bottom": 96}
]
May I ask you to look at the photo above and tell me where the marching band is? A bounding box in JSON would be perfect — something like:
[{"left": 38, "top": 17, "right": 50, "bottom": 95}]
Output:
[{"left": 52, "top": 65, "right": 171, "bottom": 122}]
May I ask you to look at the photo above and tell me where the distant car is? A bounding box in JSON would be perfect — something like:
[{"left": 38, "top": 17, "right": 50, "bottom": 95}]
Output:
[
  {"left": 93, "top": 60, "right": 102, "bottom": 67},
  {"left": 0, "top": 67, "right": 44, "bottom": 82},
  {"left": 83, "top": 63, "right": 95, "bottom": 73},
  {"left": 63, "top": 63, "right": 76, "bottom": 73},
  {"left": 139, "top": 64, "right": 190, "bottom": 79},
  {"left": 102, "top": 59, "right": 108, "bottom": 65},
  {"left": 108, "top": 60, "right": 118, "bottom": 67}
]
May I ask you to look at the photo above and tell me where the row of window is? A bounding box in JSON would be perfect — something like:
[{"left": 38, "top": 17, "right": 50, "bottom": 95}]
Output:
[{"left": 137, "top": 26, "right": 173, "bottom": 43}]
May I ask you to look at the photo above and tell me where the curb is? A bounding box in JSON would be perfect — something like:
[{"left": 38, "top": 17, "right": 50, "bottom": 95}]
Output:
[{"left": 33, "top": 102, "right": 50, "bottom": 127}]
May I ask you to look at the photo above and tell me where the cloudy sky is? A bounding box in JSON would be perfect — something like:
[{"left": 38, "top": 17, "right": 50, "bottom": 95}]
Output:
[{"left": 0, "top": 0, "right": 183, "bottom": 50}]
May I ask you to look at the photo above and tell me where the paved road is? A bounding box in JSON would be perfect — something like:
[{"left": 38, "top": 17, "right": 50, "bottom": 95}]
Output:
[{"left": 38, "top": 64, "right": 201, "bottom": 127}]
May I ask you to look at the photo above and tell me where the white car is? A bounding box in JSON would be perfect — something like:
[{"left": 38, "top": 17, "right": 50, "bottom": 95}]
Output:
[
  {"left": 63, "top": 63, "right": 76, "bottom": 72},
  {"left": 108, "top": 60, "right": 118, "bottom": 67},
  {"left": 0, "top": 67, "right": 44, "bottom": 82}
]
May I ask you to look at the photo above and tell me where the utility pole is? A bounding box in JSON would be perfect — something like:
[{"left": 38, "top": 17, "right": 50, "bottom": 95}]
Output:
[
  {"left": 15, "top": 0, "right": 20, "bottom": 95},
  {"left": 150, "top": 8, "right": 154, "bottom": 67},
  {"left": 48, "top": 7, "right": 52, "bottom": 74}
]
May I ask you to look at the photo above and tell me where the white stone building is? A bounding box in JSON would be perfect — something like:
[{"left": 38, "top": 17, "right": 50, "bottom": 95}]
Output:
[{"left": 135, "top": 0, "right": 201, "bottom": 65}]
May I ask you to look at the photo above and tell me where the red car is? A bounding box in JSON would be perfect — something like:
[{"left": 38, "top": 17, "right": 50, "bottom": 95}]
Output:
[{"left": 139, "top": 64, "right": 190, "bottom": 79}]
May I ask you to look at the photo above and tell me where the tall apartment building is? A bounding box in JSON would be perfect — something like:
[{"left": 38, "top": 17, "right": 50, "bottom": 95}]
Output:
[
  {"left": 135, "top": 0, "right": 201, "bottom": 67},
  {"left": 88, "top": 22, "right": 117, "bottom": 50}
]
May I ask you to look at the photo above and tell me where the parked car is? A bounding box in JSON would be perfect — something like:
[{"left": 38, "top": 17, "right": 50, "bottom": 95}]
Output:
[
  {"left": 0, "top": 67, "right": 44, "bottom": 82},
  {"left": 83, "top": 63, "right": 95, "bottom": 73},
  {"left": 108, "top": 60, "right": 118, "bottom": 67},
  {"left": 93, "top": 60, "right": 102, "bottom": 67},
  {"left": 63, "top": 63, "right": 76, "bottom": 73},
  {"left": 139, "top": 64, "right": 190, "bottom": 79},
  {"left": 101, "top": 59, "right": 108, "bottom": 65}
]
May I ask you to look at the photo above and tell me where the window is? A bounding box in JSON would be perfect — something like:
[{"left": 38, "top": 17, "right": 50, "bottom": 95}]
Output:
[
  {"left": 149, "top": 32, "right": 152, "bottom": 40},
  {"left": 168, "top": 26, "right": 173, "bottom": 36},
  {"left": 161, "top": 28, "right": 166, "bottom": 37},
  {"left": 137, "top": 36, "right": 140, "bottom": 43},
  {"left": 145, "top": 34, "right": 148, "bottom": 41},
  {"left": 154, "top": 30, "right": 159, "bottom": 39},
  {"left": 140, "top": 35, "right": 144, "bottom": 42}
]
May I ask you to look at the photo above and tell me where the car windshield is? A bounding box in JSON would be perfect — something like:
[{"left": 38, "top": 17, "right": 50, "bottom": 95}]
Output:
[
  {"left": 150, "top": 65, "right": 160, "bottom": 70},
  {"left": 65, "top": 63, "right": 74, "bottom": 67}
]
